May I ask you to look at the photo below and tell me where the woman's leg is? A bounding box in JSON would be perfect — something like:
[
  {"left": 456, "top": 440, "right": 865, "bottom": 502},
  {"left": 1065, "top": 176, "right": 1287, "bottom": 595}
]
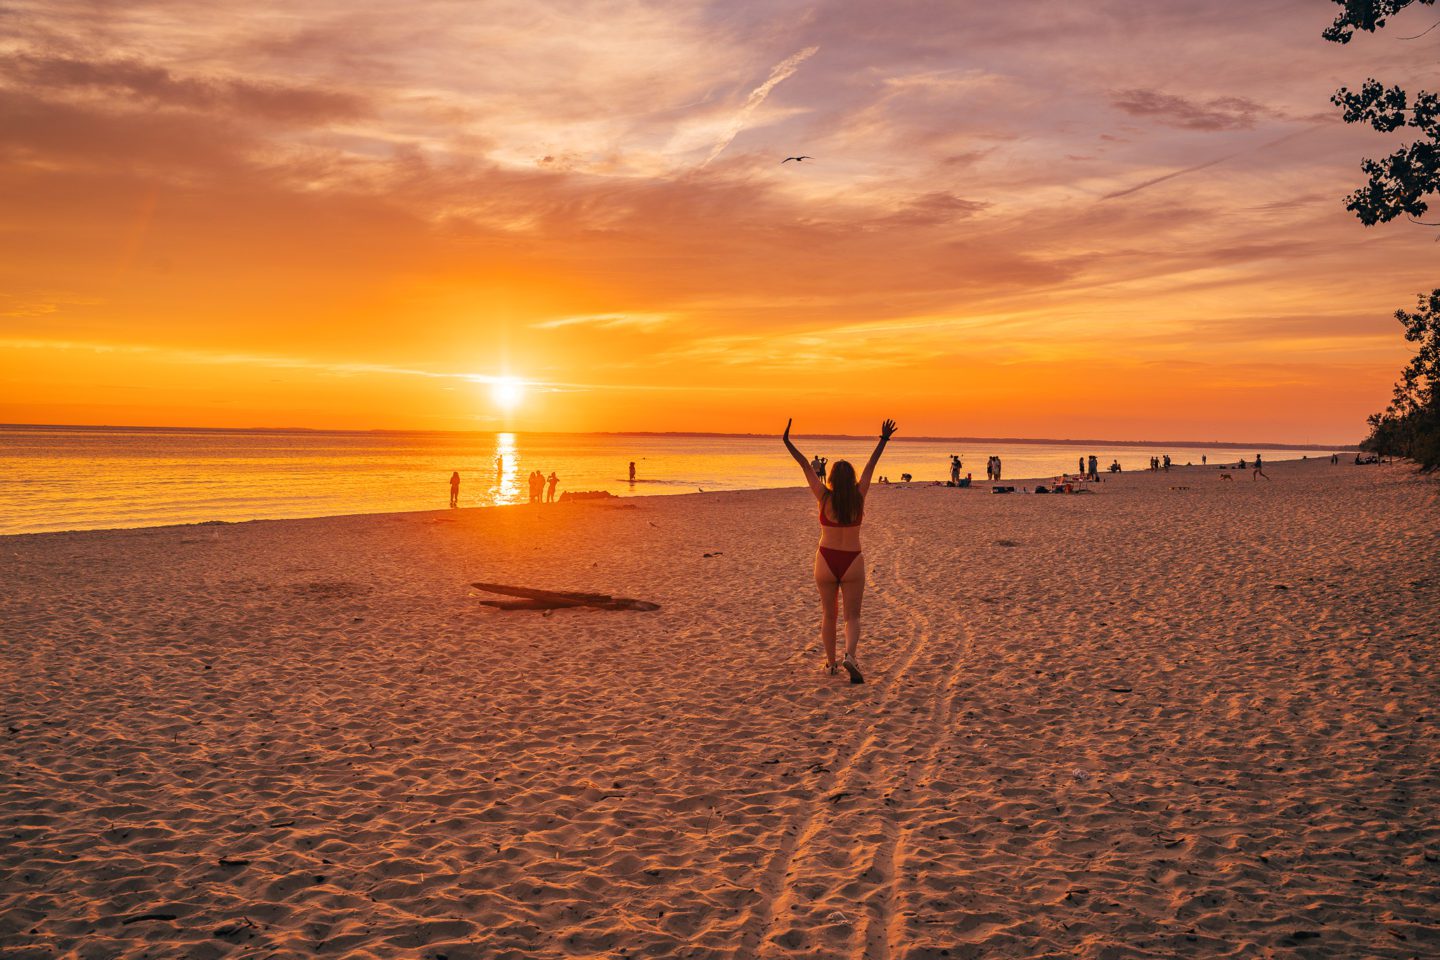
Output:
[
  {"left": 814, "top": 552, "right": 840, "bottom": 667},
  {"left": 839, "top": 554, "right": 865, "bottom": 657}
]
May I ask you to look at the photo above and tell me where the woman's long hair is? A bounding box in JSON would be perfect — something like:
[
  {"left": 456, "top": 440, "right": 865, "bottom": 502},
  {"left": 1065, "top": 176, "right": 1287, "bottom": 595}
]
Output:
[{"left": 825, "top": 459, "right": 862, "bottom": 524}]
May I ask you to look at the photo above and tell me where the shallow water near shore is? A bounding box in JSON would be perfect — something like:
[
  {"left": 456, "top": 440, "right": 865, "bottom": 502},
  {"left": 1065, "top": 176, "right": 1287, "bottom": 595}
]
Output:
[{"left": 0, "top": 424, "right": 1341, "bottom": 534}]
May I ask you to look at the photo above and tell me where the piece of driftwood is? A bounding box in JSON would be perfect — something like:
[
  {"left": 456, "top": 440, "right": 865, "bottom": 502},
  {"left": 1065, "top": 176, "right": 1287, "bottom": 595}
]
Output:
[
  {"left": 557, "top": 490, "right": 616, "bottom": 502},
  {"left": 470, "top": 582, "right": 660, "bottom": 612}
]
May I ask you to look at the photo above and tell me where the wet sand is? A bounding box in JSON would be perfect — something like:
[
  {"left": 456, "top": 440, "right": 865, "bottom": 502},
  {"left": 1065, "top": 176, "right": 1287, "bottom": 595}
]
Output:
[{"left": 2, "top": 457, "right": 1437, "bottom": 959}]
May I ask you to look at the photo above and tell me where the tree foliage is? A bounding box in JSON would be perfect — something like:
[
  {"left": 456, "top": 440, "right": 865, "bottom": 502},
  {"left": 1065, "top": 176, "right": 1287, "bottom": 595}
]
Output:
[
  {"left": 1331, "top": 80, "right": 1440, "bottom": 223},
  {"left": 1327, "top": 0, "right": 1440, "bottom": 224},
  {"left": 1362, "top": 292, "right": 1440, "bottom": 469},
  {"left": 1327, "top": 0, "right": 1440, "bottom": 469},
  {"left": 1323, "top": 0, "right": 1435, "bottom": 44}
]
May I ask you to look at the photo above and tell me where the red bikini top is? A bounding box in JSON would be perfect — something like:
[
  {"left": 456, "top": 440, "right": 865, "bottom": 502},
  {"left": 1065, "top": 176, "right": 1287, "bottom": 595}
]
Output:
[{"left": 819, "top": 497, "right": 863, "bottom": 527}]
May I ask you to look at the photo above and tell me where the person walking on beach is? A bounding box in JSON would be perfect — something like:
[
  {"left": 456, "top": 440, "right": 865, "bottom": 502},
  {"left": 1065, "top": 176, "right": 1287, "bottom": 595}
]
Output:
[
  {"left": 1253, "top": 454, "right": 1270, "bottom": 481},
  {"left": 783, "top": 417, "right": 896, "bottom": 684},
  {"left": 449, "top": 471, "right": 460, "bottom": 508},
  {"left": 546, "top": 471, "right": 559, "bottom": 502}
]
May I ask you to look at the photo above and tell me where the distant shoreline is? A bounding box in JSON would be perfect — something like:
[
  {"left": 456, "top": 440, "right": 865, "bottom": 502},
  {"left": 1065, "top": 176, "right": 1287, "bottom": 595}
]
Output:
[
  {"left": 0, "top": 456, "right": 1370, "bottom": 538},
  {"left": 0, "top": 422, "right": 1358, "bottom": 451}
]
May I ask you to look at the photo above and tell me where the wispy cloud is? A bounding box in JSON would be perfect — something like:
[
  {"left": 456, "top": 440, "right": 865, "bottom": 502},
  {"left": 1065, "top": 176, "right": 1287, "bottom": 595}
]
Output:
[
  {"left": 1111, "top": 89, "right": 1276, "bottom": 131},
  {"left": 701, "top": 45, "right": 818, "bottom": 166},
  {"left": 0, "top": 337, "right": 766, "bottom": 395},
  {"left": 530, "top": 312, "right": 671, "bottom": 330}
]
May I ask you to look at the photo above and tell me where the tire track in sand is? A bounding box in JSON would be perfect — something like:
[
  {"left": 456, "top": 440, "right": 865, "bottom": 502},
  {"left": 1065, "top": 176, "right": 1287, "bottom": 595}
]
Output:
[
  {"left": 860, "top": 540, "right": 974, "bottom": 960},
  {"left": 742, "top": 525, "right": 973, "bottom": 959}
]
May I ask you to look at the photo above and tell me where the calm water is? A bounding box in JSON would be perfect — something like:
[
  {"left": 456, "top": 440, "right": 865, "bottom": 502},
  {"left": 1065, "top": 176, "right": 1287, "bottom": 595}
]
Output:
[{"left": 0, "top": 426, "right": 1338, "bottom": 535}]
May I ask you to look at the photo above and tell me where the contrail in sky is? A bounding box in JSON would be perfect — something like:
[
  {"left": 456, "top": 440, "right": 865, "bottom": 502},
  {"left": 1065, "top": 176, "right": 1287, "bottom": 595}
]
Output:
[
  {"left": 702, "top": 45, "right": 819, "bottom": 167},
  {"left": 1100, "top": 126, "right": 1320, "bottom": 201},
  {"left": 1100, "top": 155, "right": 1232, "bottom": 201}
]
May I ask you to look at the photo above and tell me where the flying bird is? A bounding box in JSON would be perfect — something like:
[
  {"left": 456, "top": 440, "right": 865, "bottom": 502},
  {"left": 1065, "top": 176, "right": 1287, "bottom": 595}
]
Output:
[{"left": 781, "top": 156, "right": 813, "bottom": 163}]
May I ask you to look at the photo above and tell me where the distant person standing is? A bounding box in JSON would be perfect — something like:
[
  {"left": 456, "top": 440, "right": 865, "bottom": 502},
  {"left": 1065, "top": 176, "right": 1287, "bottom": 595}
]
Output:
[
  {"left": 993, "top": 456, "right": 1002, "bottom": 481},
  {"left": 628, "top": 461, "right": 636, "bottom": 483},
  {"left": 1078, "top": 456, "right": 1085, "bottom": 475},
  {"left": 1202, "top": 454, "right": 1207, "bottom": 465},
  {"left": 1088, "top": 454, "right": 1099, "bottom": 481},
  {"left": 546, "top": 471, "right": 559, "bottom": 502},
  {"left": 951, "top": 455, "right": 962, "bottom": 485},
  {"left": 1253, "top": 454, "right": 1270, "bottom": 481},
  {"left": 1163, "top": 454, "right": 1171, "bottom": 471},
  {"left": 449, "top": 471, "right": 460, "bottom": 508},
  {"left": 811, "top": 455, "right": 828, "bottom": 482},
  {"left": 495, "top": 454, "right": 504, "bottom": 477}
]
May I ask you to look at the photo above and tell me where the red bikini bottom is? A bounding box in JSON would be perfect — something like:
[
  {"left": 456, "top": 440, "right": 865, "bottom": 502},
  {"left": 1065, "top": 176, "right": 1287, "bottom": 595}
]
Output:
[{"left": 818, "top": 546, "right": 861, "bottom": 579}]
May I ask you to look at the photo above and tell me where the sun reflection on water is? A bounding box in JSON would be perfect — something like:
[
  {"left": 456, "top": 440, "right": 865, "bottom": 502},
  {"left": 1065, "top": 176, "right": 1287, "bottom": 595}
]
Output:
[{"left": 493, "top": 432, "right": 518, "bottom": 504}]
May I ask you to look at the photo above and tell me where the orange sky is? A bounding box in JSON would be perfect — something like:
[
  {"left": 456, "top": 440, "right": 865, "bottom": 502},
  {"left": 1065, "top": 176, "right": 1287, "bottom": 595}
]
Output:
[{"left": 1, "top": 0, "right": 1434, "bottom": 443}]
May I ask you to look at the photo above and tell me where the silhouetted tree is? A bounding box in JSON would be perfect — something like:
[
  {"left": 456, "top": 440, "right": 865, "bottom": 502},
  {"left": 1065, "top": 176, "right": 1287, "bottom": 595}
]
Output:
[
  {"left": 1327, "top": 1, "right": 1440, "bottom": 223},
  {"left": 1360, "top": 292, "right": 1440, "bottom": 468},
  {"left": 1326, "top": 0, "right": 1440, "bottom": 469},
  {"left": 1325, "top": 0, "right": 1436, "bottom": 43}
]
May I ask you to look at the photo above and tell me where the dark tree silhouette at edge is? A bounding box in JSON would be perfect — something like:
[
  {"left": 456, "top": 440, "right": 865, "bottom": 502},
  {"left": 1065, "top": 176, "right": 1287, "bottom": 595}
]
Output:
[{"left": 1326, "top": 0, "right": 1440, "bottom": 469}]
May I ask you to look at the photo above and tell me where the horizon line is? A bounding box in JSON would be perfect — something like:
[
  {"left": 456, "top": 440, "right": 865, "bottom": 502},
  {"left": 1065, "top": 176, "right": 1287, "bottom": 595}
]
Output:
[{"left": 0, "top": 421, "right": 1359, "bottom": 451}]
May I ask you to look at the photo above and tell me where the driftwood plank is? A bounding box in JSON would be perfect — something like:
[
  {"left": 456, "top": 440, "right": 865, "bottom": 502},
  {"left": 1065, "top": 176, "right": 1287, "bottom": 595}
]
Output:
[{"left": 470, "top": 582, "right": 660, "bottom": 612}]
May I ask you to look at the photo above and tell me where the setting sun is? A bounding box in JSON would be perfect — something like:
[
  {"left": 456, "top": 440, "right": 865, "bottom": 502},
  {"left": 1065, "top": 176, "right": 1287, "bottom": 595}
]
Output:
[{"left": 490, "top": 376, "right": 524, "bottom": 410}]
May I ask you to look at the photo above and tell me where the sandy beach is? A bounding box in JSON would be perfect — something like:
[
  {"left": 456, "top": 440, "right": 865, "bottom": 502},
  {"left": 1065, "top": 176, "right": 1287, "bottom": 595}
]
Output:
[{"left": 2, "top": 457, "right": 1437, "bottom": 959}]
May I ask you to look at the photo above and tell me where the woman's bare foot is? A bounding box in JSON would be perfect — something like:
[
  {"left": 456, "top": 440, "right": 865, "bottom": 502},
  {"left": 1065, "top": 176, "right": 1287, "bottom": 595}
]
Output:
[{"left": 841, "top": 653, "right": 864, "bottom": 684}]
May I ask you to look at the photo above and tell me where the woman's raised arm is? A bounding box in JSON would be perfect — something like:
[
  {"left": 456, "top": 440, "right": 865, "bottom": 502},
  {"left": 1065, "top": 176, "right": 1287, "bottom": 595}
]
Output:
[
  {"left": 783, "top": 418, "right": 826, "bottom": 499},
  {"left": 858, "top": 419, "right": 897, "bottom": 496}
]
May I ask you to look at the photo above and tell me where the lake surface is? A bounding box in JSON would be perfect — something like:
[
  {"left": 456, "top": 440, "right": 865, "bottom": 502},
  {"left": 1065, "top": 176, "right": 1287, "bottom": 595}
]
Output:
[{"left": 0, "top": 425, "right": 1342, "bottom": 535}]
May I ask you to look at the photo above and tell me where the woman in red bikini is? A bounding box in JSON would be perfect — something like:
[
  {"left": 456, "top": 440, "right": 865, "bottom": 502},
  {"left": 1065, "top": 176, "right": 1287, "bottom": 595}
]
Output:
[{"left": 782, "top": 417, "right": 896, "bottom": 683}]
